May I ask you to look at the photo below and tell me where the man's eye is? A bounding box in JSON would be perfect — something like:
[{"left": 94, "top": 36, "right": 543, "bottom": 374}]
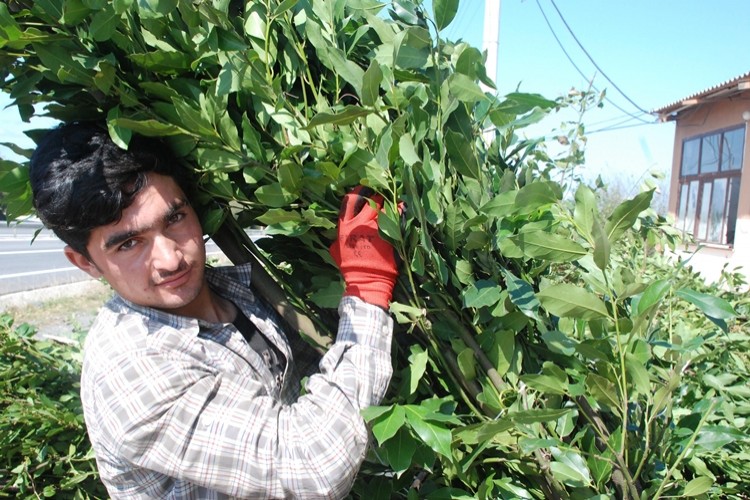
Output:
[
  {"left": 168, "top": 212, "right": 186, "bottom": 225},
  {"left": 118, "top": 239, "right": 137, "bottom": 252}
]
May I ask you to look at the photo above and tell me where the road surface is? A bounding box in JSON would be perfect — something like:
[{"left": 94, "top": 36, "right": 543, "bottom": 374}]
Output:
[{"left": 0, "top": 221, "right": 226, "bottom": 296}]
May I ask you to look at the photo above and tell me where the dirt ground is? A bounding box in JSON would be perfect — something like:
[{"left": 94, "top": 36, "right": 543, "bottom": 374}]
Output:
[{"left": 0, "top": 280, "right": 111, "bottom": 340}]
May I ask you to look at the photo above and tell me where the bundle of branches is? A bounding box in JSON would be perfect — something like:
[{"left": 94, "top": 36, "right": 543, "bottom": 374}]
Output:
[{"left": 1, "top": 1, "right": 746, "bottom": 498}]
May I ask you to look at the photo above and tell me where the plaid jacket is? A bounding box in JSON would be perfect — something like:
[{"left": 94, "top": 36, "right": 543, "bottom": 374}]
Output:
[{"left": 80, "top": 264, "right": 393, "bottom": 499}]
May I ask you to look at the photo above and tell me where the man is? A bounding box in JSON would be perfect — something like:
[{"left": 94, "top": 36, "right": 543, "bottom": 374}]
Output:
[{"left": 29, "top": 122, "right": 399, "bottom": 499}]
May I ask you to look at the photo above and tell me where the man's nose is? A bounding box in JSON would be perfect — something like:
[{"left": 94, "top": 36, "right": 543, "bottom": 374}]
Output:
[{"left": 151, "top": 234, "right": 183, "bottom": 270}]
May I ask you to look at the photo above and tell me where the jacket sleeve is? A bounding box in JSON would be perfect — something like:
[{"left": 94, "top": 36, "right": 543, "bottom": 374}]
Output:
[{"left": 91, "top": 296, "right": 393, "bottom": 498}]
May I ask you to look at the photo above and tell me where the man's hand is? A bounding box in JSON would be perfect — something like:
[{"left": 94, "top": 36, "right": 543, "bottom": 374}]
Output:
[{"left": 330, "top": 186, "right": 399, "bottom": 310}]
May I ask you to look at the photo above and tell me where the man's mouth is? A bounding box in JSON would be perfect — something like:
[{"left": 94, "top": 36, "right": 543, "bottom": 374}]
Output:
[{"left": 155, "top": 266, "right": 191, "bottom": 288}]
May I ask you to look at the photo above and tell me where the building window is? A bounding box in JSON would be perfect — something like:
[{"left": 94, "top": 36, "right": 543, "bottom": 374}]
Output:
[{"left": 677, "top": 125, "right": 744, "bottom": 245}]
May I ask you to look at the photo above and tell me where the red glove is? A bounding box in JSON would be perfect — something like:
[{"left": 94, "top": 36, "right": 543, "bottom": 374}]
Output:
[{"left": 330, "top": 186, "right": 399, "bottom": 310}]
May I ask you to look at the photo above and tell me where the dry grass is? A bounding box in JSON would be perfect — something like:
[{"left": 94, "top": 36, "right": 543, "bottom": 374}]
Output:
[{"left": 1, "top": 281, "right": 112, "bottom": 339}]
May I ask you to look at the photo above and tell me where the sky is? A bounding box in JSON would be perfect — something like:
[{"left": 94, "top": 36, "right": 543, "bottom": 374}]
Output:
[
  {"left": 2, "top": 0, "right": 749, "bottom": 202},
  {"left": 434, "top": 0, "right": 750, "bottom": 200}
]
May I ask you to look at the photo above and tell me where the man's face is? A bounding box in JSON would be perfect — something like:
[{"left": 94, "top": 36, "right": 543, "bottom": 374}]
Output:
[{"left": 66, "top": 173, "right": 208, "bottom": 317}]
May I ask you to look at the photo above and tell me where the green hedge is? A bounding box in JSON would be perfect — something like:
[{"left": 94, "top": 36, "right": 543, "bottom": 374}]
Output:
[
  {"left": 0, "top": 315, "right": 106, "bottom": 499},
  {"left": 1, "top": 0, "right": 749, "bottom": 497}
]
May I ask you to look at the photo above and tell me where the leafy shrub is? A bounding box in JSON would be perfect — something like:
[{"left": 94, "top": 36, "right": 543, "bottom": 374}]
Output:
[
  {"left": 0, "top": 315, "right": 105, "bottom": 499},
  {"left": 0, "top": 0, "right": 748, "bottom": 498}
]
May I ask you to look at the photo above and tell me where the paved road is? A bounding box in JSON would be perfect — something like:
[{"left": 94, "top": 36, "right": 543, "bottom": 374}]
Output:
[
  {"left": 0, "top": 222, "right": 85, "bottom": 294},
  {"left": 0, "top": 221, "right": 226, "bottom": 295}
]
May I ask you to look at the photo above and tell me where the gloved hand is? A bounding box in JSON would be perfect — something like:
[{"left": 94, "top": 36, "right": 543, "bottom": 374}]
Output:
[{"left": 330, "top": 186, "right": 399, "bottom": 310}]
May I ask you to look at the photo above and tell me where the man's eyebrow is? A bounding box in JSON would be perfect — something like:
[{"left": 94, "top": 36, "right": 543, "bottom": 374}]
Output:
[{"left": 103, "top": 199, "right": 188, "bottom": 250}]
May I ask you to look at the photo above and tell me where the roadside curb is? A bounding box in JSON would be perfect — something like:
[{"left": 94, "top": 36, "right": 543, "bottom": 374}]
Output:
[{"left": 0, "top": 279, "right": 110, "bottom": 312}]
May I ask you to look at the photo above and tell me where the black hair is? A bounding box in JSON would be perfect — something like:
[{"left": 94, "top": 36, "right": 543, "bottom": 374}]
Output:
[{"left": 29, "top": 122, "right": 191, "bottom": 257}]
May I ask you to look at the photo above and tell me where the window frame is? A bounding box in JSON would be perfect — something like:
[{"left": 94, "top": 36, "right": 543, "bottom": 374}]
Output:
[{"left": 677, "top": 124, "right": 745, "bottom": 246}]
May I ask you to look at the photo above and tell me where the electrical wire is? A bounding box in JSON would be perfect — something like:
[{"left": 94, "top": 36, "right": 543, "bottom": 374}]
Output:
[
  {"left": 439, "top": 1, "right": 473, "bottom": 43},
  {"left": 534, "top": 0, "right": 652, "bottom": 125},
  {"left": 587, "top": 119, "right": 660, "bottom": 135},
  {"left": 548, "top": 0, "right": 652, "bottom": 115},
  {"left": 587, "top": 110, "right": 652, "bottom": 128}
]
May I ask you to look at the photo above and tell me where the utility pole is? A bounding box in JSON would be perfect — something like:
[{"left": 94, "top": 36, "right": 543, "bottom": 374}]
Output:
[
  {"left": 482, "top": 0, "right": 501, "bottom": 89},
  {"left": 482, "top": 0, "right": 501, "bottom": 143}
]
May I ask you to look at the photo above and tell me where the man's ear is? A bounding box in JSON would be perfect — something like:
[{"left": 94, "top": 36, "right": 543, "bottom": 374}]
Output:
[{"left": 64, "top": 246, "right": 103, "bottom": 279}]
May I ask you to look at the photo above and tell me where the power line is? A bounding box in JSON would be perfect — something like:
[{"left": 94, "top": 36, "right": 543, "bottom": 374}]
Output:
[
  {"left": 534, "top": 0, "right": 652, "bottom": 124},
  {"left": 587, "top": 119, "right": 660, "bottom": 135},
  {"left": 548, "top": 0, "right": 652, "bottom": 115},
  {"left": 587, "top": 110, "right": 652, "bottom": 128},
  {"left": 439, "top": 1, "right": 473, "bottom": 43}
]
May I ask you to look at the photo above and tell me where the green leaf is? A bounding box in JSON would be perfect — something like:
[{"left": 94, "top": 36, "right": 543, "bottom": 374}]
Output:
[
  {"left": 511, "top": 408, "right": 572, "bottom": 424},
  {"left": 432, "top": 0, "right": 459, "bottom": 30},
  {"left": 137, "top": 0, "right": 177, "bottom": 18},
  {"left": 89, "top": 5, "right": 119, "bottom": 41},
  {"left": 694, "top": 425, "right": 744, "bottom": 451},
  {"left": 519, "top": 438, "right": 561, "bottom": 454},
  {"left": 591, "top": 218, "right": 610, "bottom": 270},
  {"left": 444, "top": 129, "right": 479, "bottom": 179},
  {"left": 479, "top": 190, "right": 517, "bottom": 218},
  {"left": 519, "top": 374, "right": 567, "bottom": 396},
  {"left": 113, "top": 0, "right": 134, "bottom": 14},
  {"left": 652, "top": 384, "right": 673, "bottom": 416},
  {"left": 635, "top": 279, "right": 671, "bottom": 316},
  {"left": 404, "top": 406, "right": 453, "bottom": 459},
  {"left": 308, "top": 279, "right": 344, "bottom": 308},
  {"left": 306, "top": 106, "right": 373, "bottom": 128},
  {"left": 398, "top": 134, "right": 420, "bottom": 166},
  {"left": 456, "top": 348, "right": 476, "bottom": 381},
  {"left": 0, "top": 4, "right": 23, "bottom": 45},
  {"left": 496, "top": 92, "right": 557, "bottom": 115},
  {"left": 129, "top": 51, "right": 191, "bottom": 72},
  {"left": 537, "top": 284, "right": 609, "bottom": 320},
  {"left": 393, "top": 27, "right": 431, "bottom": 69},
  {"left": 586, "top": 373, "right": 620, "bottom": 409},
  {"left": 106, "top": 107, "right": 131, "bottom": 149},
  {"left": 194, "top": 148, "right": 242, "bottom": 172},
  {"left": 0, "top": 165, "right": 29, "bottom": 193},
  {"left": 463, "top": 280, "right": 503, "bottom": 309},
  {"left": 454, "top": 419, "right": 513, "bottom": 445},
  {"left": 361, "top": 405, "right": 391, "bottom": 423},
  {"left": 62, "top": 0, "right": 90, "bottom": 25},
  {"left": 550, "top": 447, "right": 591, "bottom": 488},
  {"left": 574, "top": 184, "right": 596, "bottom": 238},
  {"left": 407, "top": 345, "right": 429, "bottom": 395},
  {"left": 389, "top": 302, "right": 426, "bottom": 324},
  {"left": 320, "top": 45, "right": 365, "bottom": 96},
  {"left": 173, "top": 98, "right": 217, "bottom": 138},
  {"left": 380, "top": 427, "right": 417, "bottom": 473},
  {"left": 272, "top": 0, "right": 297, "bottom": 17},
  {"left": 625, "top": 354, "right": 650, "bottom": 396},
  {"left": 378, "top": 208, "right": 402, "bottom": 243},
  {"left": 509, "top": 231, "right": 587, "bottom": 262},
  {"left": 371, "top": 405, "right": 406, "bottom": 446},
  {"left": 549, "top": 462, "right": 589, "bottom": 488},
  {"left": 200, "top": 207, "right": 225, "bottom": 235},
  {"left": 676, "top": 288, "right": 737, "bottom": 320},
  {"left": 682, "top": 476, "right": 713, "bottom": 496},
  {"left": 277, "top": 162, "right": 302, "bottom": 195},
  {"left": 448, "top": 73, "right": 487, "bottom": 103},
  {"left": 503, "top": 270, "right": 541, "bottom": 320},
  {"left": 112, "top": 118, "right": 185, "bottom": 136},
  {"left": 361, "top": 60, "right": 383, "bottom": 107},
  {"left": 33, "top": 43, "right": 92, "bottom": 85},
  {"left": 254, "top": 183, "right": 296, "bottom": 207},
  {"left": 514, "top": 181, "right": 561, "bottom": 215},
  {"left": 542, "top": 331, "right": 578, "bottom": 356},
  {"left": 604, "top": 189, "right": 653, "bottom": 242}
]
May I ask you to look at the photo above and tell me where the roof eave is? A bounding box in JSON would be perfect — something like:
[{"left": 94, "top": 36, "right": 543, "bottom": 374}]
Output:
[{"left": 652, "top": 71, "right": 750, "bottom": 122}]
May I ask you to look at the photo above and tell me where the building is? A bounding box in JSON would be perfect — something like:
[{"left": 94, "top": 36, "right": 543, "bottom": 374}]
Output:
[{"left": 653, "top": 71, "right": 750, "bottom": 285}]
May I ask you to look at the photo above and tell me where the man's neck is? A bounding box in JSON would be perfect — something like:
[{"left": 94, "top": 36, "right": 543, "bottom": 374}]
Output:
[{"left": 155, "top": 281, "right": 237, "bottom": 324}]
